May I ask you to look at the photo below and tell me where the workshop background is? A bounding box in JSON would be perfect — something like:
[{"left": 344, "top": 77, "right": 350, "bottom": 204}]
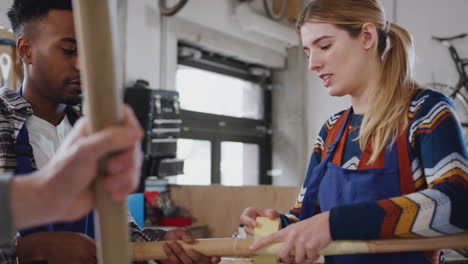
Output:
[{"left": 0, "top": 0, "right": 467, "bottom": 262}]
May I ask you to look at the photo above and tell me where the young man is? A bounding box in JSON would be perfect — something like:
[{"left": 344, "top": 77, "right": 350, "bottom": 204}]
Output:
[{"left": 2, "top": 1, "right": 220, "bottom": 264}]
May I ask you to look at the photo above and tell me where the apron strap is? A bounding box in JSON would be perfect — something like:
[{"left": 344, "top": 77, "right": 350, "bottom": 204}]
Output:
[
  {"left": 15, "top": 124, "right": 36, "bottom": 175},
  {"left": 396, "top": 130, "right": 415, "bottom": 194},
  {"left": 17, "top": 85, "right": 23, "bottom": 96},
  {"left": 321, "top": 109, "right": 351, "bottom": 161},
  {"left": 331, "top": 112, "right": 354, "bottom": 166},
  {"left": 65, "top": 106, "right": 79, "bottom": 126},
  {"left": 357, "top": 141, "right": 385, "bottom": 169},
  {"left": 323, "top": 108, "right": 353, "bottom": 163}
]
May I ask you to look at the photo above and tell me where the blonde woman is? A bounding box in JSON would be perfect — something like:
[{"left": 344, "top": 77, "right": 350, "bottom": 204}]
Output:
[{"left": 240, "top": 0, "right": 468, "bottom": 263}]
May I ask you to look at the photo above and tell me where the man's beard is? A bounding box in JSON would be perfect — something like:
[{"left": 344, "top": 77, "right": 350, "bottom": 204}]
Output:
[
  {"left": 63, "top": 94, "right": 83, "bottom": 106},
  {"left": 62, "top": 76, "right": 82, "bottom": 106}
]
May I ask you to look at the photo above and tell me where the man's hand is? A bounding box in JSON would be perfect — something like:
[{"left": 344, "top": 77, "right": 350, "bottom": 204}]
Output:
[
  {"left": 161, "top": 229, "right": 221, "bottom": 264},
  {"left": 15, "top": 232, "right": 96, "bottom": 264}
]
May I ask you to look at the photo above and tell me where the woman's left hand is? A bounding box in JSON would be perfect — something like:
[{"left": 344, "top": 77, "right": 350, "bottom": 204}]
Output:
[{"left": 249, "top": 211, "right": 331, "bottom": 263}]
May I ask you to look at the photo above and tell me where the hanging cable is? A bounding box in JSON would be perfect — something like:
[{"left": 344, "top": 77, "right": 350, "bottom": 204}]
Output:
[
  {"left": 159, "top": 0, "right": 188, "bottom": 16},
  {"left": 0, "top": 39, "right": 15, "bottom": 46},
  {"left": 262, "top": 0, "right": 287, "bottom": 21}
]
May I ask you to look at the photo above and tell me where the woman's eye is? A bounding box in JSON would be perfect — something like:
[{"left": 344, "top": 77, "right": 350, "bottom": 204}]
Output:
[{"left": 321, "top": 44, "right": 331, "bottom": 50}]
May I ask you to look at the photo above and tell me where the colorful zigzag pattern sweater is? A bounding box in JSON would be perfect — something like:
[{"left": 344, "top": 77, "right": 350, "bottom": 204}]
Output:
[{"left": 281, "top": 89, "right": 468, "bottom": 240}]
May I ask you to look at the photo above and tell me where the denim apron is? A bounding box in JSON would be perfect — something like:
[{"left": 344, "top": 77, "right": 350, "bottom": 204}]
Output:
[
  {"left": 298, "top": 108, "right": 432, "bottom": 264},
  {"left": 14, "top": 87, "right": 95, "bottom": 238}
]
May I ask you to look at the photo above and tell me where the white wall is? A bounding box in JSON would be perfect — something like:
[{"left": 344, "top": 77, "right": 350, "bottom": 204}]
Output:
[
  {"left": 396, "top": 0, "right": 468, "bottom": 85},
  {"left": 0, "top": 0, "right": 12, "bottom": 29},
  {"left": 124, "top": 0, "right": 162, "bottom": 88},
  {"left": 272, "top": 47, "right": 308, "bottom": 186}
]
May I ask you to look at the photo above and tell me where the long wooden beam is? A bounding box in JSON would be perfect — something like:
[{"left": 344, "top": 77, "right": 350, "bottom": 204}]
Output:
[
  {"left": 132, "top": 232, "right": 468, "bottom": 261},
  {"left": 72, "top": 1, "right": 130, "bottom": 264}
]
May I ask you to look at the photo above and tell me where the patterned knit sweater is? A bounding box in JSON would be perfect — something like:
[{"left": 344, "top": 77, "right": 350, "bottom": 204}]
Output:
[{"left": 281, "top": 89, "right": 468, "bottom": 240}]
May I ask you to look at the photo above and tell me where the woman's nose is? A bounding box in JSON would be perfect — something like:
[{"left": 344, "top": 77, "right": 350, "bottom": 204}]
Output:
[{"left": 308, "top": 55, "right": 323, "bottom": 73}]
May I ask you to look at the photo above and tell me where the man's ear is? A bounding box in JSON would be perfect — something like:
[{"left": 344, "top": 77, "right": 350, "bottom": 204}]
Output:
[
  {"left": 17, "top": 36, "right": 33, "bottom": 64},
  {"left": 360, "top": 23, "right": 378, "bottom": 51}
]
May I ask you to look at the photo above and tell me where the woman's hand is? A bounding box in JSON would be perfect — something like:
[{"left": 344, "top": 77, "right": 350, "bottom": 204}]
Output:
[
  {"left": 249, "top": 211, "right": 331, "bottom": 263},
  {"left": 239, "top": 207, "right": 279, "bottom": 237}
]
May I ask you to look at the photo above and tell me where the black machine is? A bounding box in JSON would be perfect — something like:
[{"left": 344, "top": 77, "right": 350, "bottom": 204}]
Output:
[{"left": 124, "top": 80, "right": 184, "bottom": 191}]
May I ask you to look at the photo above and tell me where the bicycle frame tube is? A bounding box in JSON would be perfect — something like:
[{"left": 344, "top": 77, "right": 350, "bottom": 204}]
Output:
[{"left": 448, "top": 46, "right": 468, "bottom": 88}]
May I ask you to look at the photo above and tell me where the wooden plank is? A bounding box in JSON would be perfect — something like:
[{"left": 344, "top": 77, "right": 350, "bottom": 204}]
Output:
[
  {"left": 71, "top": 1, "right": 130, "bottom": 264},
  {"left": 220, "top": 259, "right": 253, "bottom": 264},
  {"left": 253, "top": 217, "right": 280, "bottom": 263},
  {"left": 132, "top": 238, "right": 254, "bottom": 261},
  {"left": 131, "top": 232, "right": 468, "bottom": 260}
]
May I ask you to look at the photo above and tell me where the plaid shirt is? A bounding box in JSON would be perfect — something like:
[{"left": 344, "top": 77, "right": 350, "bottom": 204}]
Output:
[{"left": 0, "top": 87, "right": 166, "bottom": 264}]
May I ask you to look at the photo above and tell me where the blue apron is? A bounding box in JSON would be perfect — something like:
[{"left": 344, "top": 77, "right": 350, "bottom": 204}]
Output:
[
  {"left": 299, "top": 108, "right": 432, "bottom": 264},
  {"left": 14, "top": 87, "right": 95, "bottom": 238}
]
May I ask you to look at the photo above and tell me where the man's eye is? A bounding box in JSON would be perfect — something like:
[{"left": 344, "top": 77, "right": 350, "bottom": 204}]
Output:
[
  {"left": 321, "top": 44, "right": 331, "bottom": 50},
  {"left": 62, "top": 48, "right": 77, "bottom": 55}
]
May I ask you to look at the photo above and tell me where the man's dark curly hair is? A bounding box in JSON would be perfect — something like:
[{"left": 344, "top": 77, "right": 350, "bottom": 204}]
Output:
[{"left": 7, "top": 0, "right": 72, "bottom": 38}]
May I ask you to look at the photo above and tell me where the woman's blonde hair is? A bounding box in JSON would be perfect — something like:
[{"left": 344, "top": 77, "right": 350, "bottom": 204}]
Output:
[{"left": 297, "top": 0, "right": 421, "bottom": 163}]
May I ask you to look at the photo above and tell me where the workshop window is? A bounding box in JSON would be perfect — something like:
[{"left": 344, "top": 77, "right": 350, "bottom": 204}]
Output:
[
  {"left": 173, "top": 43, "right": 272, "bottom": 186},
  {"left": 176, "top": 65, "right": 263, "bottom": 120},
  {"left": 220, "top": 142, "right": 259, "bottom": 186},
  {"left": 169, "top": 139, "right": 211, "bottom": 185}
]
